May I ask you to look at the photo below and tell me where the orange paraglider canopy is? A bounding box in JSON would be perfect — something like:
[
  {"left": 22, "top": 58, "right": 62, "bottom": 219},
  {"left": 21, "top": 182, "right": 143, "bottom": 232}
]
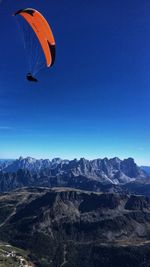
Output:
[{"left": 14, "top": 8, "right": 56, "bottom": 67}]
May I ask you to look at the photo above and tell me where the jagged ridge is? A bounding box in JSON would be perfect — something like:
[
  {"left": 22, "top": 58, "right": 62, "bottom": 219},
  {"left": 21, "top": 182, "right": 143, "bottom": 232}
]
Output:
[{"left": 0, "top": 157, "right": 146, "bottom": 185}]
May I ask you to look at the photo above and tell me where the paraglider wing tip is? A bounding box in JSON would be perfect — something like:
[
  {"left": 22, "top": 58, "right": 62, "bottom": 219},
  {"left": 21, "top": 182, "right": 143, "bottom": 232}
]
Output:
[
  {"left": 14, "top": 9, "right": 24, "bottom": 16},
  {"left": 48, "top": 42, "right": 56, "bottom": 67},
  {"left": 14, "top": 8, "right": 35, "bottom": 17}
]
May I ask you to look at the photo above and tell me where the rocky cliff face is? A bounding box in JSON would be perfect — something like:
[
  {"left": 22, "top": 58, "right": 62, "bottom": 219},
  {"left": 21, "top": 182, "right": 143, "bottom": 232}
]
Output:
[
  {"left": 0, "top": 156, "right": 146, "bottom": 186},
  {"left": 0, "top": 188, "right": 150, "bottom": 266}
]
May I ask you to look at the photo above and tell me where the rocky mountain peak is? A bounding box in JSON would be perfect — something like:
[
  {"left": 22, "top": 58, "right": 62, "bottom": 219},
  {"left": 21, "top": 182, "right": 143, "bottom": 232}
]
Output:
[{"left": 0, "top": 156, "right": 146, "bottom": 189}]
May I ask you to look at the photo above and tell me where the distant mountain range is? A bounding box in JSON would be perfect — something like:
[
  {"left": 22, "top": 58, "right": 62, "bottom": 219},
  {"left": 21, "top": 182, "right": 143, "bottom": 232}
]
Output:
[
  {"left": 0, "top": 156, "right": 147, "bottom": 183},
  {"left": 141, "top": 166, "right": 150, "bottom": 174},
  {"left": 0, "top": 156, "right": 149, "bottom": 194}
]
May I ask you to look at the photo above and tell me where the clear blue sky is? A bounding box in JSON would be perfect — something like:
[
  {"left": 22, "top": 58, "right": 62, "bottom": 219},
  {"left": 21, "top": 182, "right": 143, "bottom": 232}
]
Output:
[{"left": 0, "top": 0, "right": 150, "bottom": 165}]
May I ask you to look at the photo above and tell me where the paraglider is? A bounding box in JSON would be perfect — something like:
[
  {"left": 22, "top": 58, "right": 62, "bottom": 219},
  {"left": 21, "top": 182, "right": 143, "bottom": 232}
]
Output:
[{"left": 14, "top": 8, "right": 56, "bottom": 81}]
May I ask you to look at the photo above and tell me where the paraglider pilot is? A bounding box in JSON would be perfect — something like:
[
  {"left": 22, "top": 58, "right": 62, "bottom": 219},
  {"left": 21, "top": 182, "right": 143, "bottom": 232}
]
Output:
[{"left": 26, "top": 73, "right": 38, "bottom": 82}]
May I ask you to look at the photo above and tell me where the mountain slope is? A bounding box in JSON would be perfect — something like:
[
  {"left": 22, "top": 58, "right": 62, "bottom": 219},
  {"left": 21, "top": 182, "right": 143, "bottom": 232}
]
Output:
[{"left": 0, "top": 188, "right": 150, "bottom": 266}]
